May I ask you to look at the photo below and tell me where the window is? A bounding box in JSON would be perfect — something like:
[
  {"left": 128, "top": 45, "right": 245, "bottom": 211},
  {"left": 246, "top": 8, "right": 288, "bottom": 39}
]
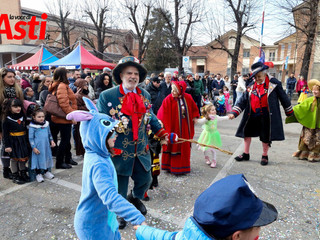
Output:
[
  {"left": 242, "top": 68, "right": 249, "bottom": 74},
  {"left": 287, "top": 44, "right": 292, "bottom": 56},
  {"left": 280, "top": 44, "right": 285, "bottom": 60},
  {"left": 243, "top": 49, "right": 250, "bottom": 58},
  {"left": 269, "top": 51, "right": 275, "bottom": 61}
]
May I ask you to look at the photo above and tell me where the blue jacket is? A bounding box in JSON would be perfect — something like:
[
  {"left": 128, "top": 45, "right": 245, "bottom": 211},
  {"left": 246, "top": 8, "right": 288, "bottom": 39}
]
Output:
[
  {"left": 73, "top": 98, "right": 145, "bottom": 240},
  {"left": 286, "top": 77, "right": 296, "bottom": 90},
  {"left": 96, "top": 85, "right": 166, "bottom": 176},
  {"left": 136, "top": 217, "right": 215, "bottom": 240}
]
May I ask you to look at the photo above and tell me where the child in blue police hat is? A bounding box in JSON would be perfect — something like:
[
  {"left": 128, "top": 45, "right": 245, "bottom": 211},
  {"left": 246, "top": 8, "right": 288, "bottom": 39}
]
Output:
[{"left": 135, "top": 174, "right": 278, "bottom": 240}]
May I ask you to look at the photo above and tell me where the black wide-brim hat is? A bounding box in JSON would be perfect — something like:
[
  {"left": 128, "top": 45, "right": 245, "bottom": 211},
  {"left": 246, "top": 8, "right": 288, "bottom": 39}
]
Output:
[
  {"left": 112, "top": 56, "right": 147, "bottom": 85},
  {"left": 249, "top": 61, "right": 269, "bottom": 80}
]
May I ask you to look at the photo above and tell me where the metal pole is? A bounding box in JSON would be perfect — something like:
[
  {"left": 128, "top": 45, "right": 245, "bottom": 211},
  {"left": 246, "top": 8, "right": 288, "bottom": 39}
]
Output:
[{"left": 259, "top": 0, "right": 266, "bottom": 57}]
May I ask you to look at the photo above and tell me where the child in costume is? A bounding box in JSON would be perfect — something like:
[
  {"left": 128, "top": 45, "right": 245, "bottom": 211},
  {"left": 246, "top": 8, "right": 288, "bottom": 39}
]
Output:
[
  {"left": 29, "top": 108, "right": 56, "bottom": 183},
  {"left": 69, "top": 98, "right": 146, "bottom": 240},
  {"left": 286, "top": 79, "right": 320, "bottom": 161},
  {"left": 216, "top": 89, "right": 226, "bottom": 116},
  {"left": 197, "top": 104, "right": 228, "bottom": 168},
  {"left": 135, "top": 174, "right": 278, "bottom": 240},
  {"left": 223, "top": 85, "right": 231, "bottom": 112},
  {"left": 2, "top": 98, "right": 31, "bottom": 184},
  {"left": 297, "top": 86, "right": 309, "bottom": 104}
]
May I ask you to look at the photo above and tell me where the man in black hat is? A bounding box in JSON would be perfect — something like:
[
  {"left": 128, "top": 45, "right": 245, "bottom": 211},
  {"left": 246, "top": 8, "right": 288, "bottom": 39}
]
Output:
[
  {"left": 228, "top": 61, "right": 293, "bottom": 166},
  {"left": 96, "top": 56, "right": 168, "bottom": 229},
  {"left": 136, "top": 174, "right": 278, "bottom": 239}
]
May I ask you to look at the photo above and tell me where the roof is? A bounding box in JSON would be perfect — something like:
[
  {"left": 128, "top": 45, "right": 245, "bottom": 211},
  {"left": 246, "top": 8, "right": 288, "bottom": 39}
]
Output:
[
  {"left": 207, "top": 29, "right": 261, "bottom": 47},
  {"left": 8, "top": 46, "right": 59, "bottom": 70},
  {"left": 186, "top": 46, "right": 209, "bottom": 58},
  {"left": 274, "top": 32, "right": 297, "bottom": 45},
  {"left": 41, "top": 43, "right": 116, "bottom": 70}
]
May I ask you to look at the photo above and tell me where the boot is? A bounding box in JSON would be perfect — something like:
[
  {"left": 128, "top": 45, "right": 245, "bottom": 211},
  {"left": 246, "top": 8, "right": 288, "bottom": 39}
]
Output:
[
  {"left": 20, "top": 170, "right": 30, "bottom": 182},
  {"left": 3, "top": 167, "right": 13, "bottom": 179},
  {"left": 127, "top": 191, "right": 147, "bottom": 215},
  {"left": 117, "top": 217, "right": 127, "bottom": 229},
  {"left": 142, "top": 191, "right": 150, "bottom": 201},
  {"left": 235, "top": 153, "right": 250, "bottom": 162},
  {"left": 12, "top": 172, "right": 25, "bottom": 185}
]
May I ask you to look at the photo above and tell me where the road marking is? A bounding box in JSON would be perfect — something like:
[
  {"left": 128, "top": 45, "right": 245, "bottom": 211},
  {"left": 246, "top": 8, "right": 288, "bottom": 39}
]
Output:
[{"left": 178, "top": 142, "right": 244, "bottom": 228}]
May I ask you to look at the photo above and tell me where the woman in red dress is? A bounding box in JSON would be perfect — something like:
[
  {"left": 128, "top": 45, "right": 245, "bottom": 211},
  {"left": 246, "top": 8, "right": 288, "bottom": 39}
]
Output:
[{"left": 157, "top": 81, "right": 199, "bottom": 175}]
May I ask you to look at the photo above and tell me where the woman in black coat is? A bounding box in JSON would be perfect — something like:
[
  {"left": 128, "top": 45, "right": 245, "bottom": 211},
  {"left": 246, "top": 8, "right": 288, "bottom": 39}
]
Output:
[
  {"left": 228, "top": 62, "right": 293, "bottom": 166},
  {"left": 94, "top": 73, "right": 113, "bottom": 98}
]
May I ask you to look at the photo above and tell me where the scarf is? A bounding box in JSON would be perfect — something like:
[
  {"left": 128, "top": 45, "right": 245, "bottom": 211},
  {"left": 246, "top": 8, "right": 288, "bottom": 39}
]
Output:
[
  {"left": 31, "top": 119, "right": 46, "bottom": 126},
  {"left": 121, "top": 89, "right": 146, "bottom": 141},
  {"left": 250, "top": 76, "right": 270, "bottom": 113},
  {"left": 4, "top": 87, "right": 17, "bottom": 98}
]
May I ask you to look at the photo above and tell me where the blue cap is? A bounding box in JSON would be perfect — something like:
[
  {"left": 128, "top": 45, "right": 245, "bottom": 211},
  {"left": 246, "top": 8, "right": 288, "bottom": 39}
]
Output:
[
  {"left": 193, "top": 174, "right": 278, "bottom": 238},
  {"left": 250, "top": 61, "right": 269, "bottom": 80}
]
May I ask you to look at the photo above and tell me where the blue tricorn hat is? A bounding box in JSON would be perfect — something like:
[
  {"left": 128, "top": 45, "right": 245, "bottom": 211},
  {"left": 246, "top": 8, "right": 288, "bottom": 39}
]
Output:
[{"left": 193, "top": 174, "right": 278, "bottom": 238}]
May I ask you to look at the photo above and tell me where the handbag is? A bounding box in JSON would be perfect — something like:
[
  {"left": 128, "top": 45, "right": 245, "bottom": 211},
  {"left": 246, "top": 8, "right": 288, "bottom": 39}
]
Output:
[{"left": 43, "top": 92, "right": 66, "bottom": 118}]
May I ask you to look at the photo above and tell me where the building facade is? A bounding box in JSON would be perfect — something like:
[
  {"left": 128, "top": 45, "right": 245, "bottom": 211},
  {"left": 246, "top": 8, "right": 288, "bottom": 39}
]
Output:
[{"left": 0, "top": 0, "right": 139, "bottom": 68}]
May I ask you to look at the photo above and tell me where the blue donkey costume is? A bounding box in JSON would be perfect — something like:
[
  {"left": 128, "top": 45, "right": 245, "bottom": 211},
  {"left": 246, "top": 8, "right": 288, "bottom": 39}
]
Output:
[{"left": 69, "top": 98, "right": 145, "bottom": 240}]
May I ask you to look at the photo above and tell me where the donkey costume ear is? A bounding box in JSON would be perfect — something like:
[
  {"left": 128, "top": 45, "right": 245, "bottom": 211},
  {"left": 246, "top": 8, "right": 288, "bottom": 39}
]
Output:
[
  {"left": 83, "top": 97, "right": 98, "bottom": 113},
  {"left": 66, "top": 110, "right": 93, "bottom": 122}
]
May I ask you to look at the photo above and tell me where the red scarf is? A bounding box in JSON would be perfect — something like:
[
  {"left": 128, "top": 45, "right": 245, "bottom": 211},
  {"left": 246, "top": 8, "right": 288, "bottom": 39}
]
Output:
[
  {"left": 250, "top": 76, "right": 269, "bottom": 113},
  {"left": 120, "top": 86, "right": 146, "bottom": 141}
]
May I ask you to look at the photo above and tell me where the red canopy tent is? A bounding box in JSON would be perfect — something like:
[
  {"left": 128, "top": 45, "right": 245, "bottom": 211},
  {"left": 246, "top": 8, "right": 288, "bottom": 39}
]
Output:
[
  {"left": 8, "top": 46, "right": 59, "bottom": 71},
  {"left": 42, "top": 43, "right": 116, "bottom": 70}
]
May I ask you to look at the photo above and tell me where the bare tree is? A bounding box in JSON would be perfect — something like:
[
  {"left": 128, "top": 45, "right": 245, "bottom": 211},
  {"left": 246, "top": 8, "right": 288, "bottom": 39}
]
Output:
[
  {"left": 123, "top": 0, "right": 153, "bottom": 62},
  {"left": 81, "top": 0, "right": 117, "bottom": 59},
  {"left": 274, "top": 0, "right": 319, "bottom": 79},
  {"left": 45, "top": 0, "right": 79, "bottom": 52},
  {"left": 156, "top": 0, "right": 203, "bottom": 72},
  {"left": 208, "top": 0, "right": 259, "bottom": 80}
]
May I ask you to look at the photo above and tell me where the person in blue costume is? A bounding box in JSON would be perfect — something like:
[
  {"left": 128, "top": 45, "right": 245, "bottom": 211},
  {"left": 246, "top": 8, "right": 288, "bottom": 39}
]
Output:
[
  {"left": 68, "top": 98, "right": 146, "bottom": 240},
  {"left": 135, "top": 174, "right": 278, "bottom": 240}
]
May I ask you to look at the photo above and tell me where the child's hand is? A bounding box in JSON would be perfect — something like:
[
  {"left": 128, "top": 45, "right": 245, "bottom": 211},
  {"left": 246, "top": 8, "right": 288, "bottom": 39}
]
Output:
[
  {"left": 133, "top": 221, "right": 147, "bottom": 230},
  {"left": 50, "top": 141, "right": 56, "bottom": 147},
  {"left": 33, "top": 148, "right": 40, "bottom": 154},
  {"left": 5, "top": 147, "right": 12, "bottom": 153}
]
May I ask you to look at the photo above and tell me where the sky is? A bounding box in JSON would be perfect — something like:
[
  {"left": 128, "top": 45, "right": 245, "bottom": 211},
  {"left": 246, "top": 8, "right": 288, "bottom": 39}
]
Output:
[{"left": 20, "top": 0, "right": 294, "bottom": 46}]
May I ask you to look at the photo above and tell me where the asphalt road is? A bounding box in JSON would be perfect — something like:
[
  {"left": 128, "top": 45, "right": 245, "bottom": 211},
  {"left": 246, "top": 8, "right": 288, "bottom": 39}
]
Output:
[{"left": 0, "top": 107, "right": 319, "bottom": 240}]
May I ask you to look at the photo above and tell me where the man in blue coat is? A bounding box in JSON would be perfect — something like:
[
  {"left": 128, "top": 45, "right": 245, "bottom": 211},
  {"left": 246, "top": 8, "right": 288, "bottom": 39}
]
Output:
[{"left": 97, "top": 56, "right": 168, "bottom": 229}]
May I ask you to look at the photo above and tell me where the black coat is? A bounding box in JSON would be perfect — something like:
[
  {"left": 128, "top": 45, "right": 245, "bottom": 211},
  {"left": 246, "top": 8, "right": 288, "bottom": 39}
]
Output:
[
  {"left": 146, "top": 83, "right": 161, "bottom": 115},
  {"left": 232, "top": 77, "right": 293, "bottom": 141},
  {"left": 158, "top": 81, "right": 172, "bottom": 107}
]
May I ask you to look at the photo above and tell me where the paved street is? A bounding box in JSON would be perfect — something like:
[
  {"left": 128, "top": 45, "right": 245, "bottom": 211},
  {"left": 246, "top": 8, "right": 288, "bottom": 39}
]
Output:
[{"left": 0, "top": 107, "right": 319, "bottom": 240}]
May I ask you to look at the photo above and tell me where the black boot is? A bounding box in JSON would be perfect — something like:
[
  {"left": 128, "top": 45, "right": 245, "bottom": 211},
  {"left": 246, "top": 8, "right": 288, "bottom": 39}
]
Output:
[
  {"left": 3, "top": 167, "right": 13, "bottom": 179},
  {"left": 117, "top": 217, "right": 127, "bottom": 229},
  {"left": 235, "top": 153, "right": 250, "bottom": 162},
  {"left": 12, "top": 172, "right": 25, "bottom": 185},
  {"left": 20, "top": 170, "right": 30, "bottom": 182},
  {"left": 127, "top": 191, "right": 147, "bottom": 215}
]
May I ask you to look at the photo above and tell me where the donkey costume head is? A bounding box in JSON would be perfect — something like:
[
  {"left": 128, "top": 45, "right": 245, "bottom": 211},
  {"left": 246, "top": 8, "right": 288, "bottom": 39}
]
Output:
[{"left": 66, "top": 98, "right": 119, "bottom": 157}]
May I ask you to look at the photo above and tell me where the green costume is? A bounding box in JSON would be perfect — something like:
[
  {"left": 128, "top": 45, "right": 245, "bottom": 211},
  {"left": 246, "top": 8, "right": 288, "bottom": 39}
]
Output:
[{"left": 286, "top": 97, "right": 320, "bottom": 161}]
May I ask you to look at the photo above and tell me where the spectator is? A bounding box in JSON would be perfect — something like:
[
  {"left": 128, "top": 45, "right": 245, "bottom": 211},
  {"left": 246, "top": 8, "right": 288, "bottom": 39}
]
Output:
[
  {"left": 193, "top": 73, "right": 204, "bottom": 114},
  {"left": 94, "top": 73, "right": 113, "bottom": 99},
  {"left": 38, "top": 76, "right": 53, "bottom": 107},
  {"left": 23, "top": 87, "right": 36, "bottom": 102},
  {"left": 231, "top": 74, "right": 238, "bottom": 105},
  {"left": 296, "top": 75, "right": 308, "bottom": 97},
  {"left": 211, "top": 73, "right": 225, "bottom": 102},
  {"left": 286, "top": 73, "right": 297, "bottom": 101},
  {"left": 146, "top": 77, "right": 161, "bottom": 115},
  {"left": 31, "top": 73, "right": 42, "bottom": 100},
  {"left": 21, "top": 73, "right": 32, "bottom": 89},
  {"left": 48, "top": 67, "right": 77, "bottom": 169}
]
